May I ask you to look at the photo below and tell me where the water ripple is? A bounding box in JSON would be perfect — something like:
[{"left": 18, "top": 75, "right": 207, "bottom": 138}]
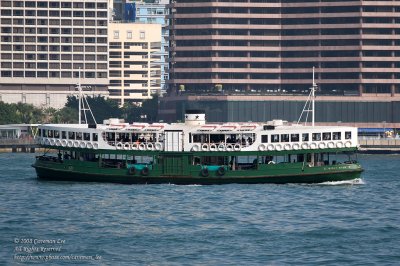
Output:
[{"left": 0, "top": 154, "right": 399, "bottom": 265}]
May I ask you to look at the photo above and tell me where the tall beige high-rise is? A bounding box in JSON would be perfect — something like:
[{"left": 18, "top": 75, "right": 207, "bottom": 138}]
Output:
[{"left": 0, "top": 0, "right": 109, "bottom": 108}]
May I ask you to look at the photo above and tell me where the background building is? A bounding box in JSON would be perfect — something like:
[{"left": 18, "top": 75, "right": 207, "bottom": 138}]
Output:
[
  {"left": 0, "top": 0, "right": 109, "bottom": 108},
  {"left": 110, "top": 0, "right": 168, "bottom": 96},
  {"left": 168, "top": 0, "right": 400, "bottom": 95},
  {"left": 108, "top": 22, "right": 161, "bottom": 106},
  {"left": 135, "top": 0, "right": 169, "bottom": 95},
  {"left": 161, "top": 0, "right": 400, "bottom": 126}
]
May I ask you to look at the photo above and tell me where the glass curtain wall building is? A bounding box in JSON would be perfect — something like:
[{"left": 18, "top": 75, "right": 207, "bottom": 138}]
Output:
[{"left": 135, "top": 0, "right": 169, "bottom": 95}]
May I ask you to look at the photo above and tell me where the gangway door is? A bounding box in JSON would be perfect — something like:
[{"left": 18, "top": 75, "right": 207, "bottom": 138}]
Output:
[{"left": 164, "top": 130, "right": 183, "bottom": 152}]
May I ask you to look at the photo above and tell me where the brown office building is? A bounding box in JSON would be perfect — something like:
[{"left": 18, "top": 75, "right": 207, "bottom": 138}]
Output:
[{"left": 161, "top": 0, "right": 400, "bottom": 126}]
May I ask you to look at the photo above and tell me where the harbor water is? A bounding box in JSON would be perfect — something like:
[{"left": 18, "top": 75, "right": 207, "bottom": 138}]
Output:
[{"left": 0, "top": 153, "right": 399, "bottom": 265}]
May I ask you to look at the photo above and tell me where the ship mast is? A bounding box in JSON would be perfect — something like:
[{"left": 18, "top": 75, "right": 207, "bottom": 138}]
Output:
[
  {"left": 77, "top": 68, "right": 97, "bottom": 125},
  {"left": 297, "top": 67, "right": 318, "bottom": 127},
  {"left": 311, "top": 67, "right": 316, "bottom": 127}
]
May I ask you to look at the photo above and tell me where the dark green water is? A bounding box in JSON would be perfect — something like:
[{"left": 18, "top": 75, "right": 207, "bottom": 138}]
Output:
[{"left": 0, "top": 153, "right": 399, "bottom": 265}]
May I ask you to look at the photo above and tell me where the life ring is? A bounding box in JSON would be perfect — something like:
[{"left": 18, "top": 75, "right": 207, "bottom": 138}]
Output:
[
  {"left": 49, "top": 138, "right": 55, "bottom": 146},
  {"left": 139, "top": 143, "right": 146, "bottom": 151},
  {"left": 155, "top": 142, "right": 162, "bottom": 151},
  {"left": 124, "top": 143, "right": 131, "bottom": 150},
  {"left": 61, "top": 140, "right": 67, "bottom": 147},
  {"left": 258, "top": 144, "right": 266, "bottom": 151},
  {"left": 284, "top": 144, "right": 291, "bottom": 150},
  {"left": 275, "top": 144, "right": 282, "bottom": 151},
  {"left": 336, "top": 142, "right": 344, "bottom": 148},
  {"left": 217, "top": 167, "right": 225, "bottom": 176},
  {"left": 132, "top": 143, "right": 139, "bottom": 150},
  {"left": 128, "top": 167, "right": 136, "bottom": 175},
  {"left": 191, "top": 144, "right": 200, "bottom": 152},
  {"left": 55, "top": 139, "right": 62, "bottom": 146},
  {"left": 200, "top": 168, "right": 209, "bottom": 177},
  {"left": 318, "top": 142, "right": 326, "bottom": 149},
  {"left": 301, "top": 143, "right": 309, "bottom": 150},
  {"left": 327, "top": 142, "right": 335, "bottom": 148},
  {"left": 93, "top": 142, "right": 99, "bottom": 149},
  {"left": 234, "top": 144, "right": 241, "bottom": 151},
  {"left": 267, "top": 144, "right": 275, "bottom": 151},
  {"left": 345, "top": 141, "right": 352, "bottom": 148},
  {"left": 67, "top": 140, "right": 73, "bottom": 147},
  {"left": 86, "top": 142, "right": 93, "bottom": 149},
  {"left": 146, "top": 143, "right": 154, "bottom": 151},
  {"left": 116, "top": 142, "right": 123, "bottom": 150},
  {"left": 293, "top": 143, "right": 300, "bottom": 150},
  {"left": 74, "top": 141, "right": 80, "bottom": 148},
  {"left": 141, "top": 167, "right": 149, "bottom": 176},
  {"left": 209, "top": 144, "right": 217, "bottom": 151},
  {"left": 226, "top": 144, "right": 233, "bottom": 151},
  {"left": 268, "top": 161, "right": 276, "bottom": 165},
  {"left": 218, "top": 144, "right": 225, "bottom": 151},
  {"left": 80, "top": 141, "right": 87, "bottom": 149},
  {"left": 309, "top": 142, "right": 317, "bottom": 149},
  {"left": 201, "top": 144, "right": 209, "bottom": 151}
]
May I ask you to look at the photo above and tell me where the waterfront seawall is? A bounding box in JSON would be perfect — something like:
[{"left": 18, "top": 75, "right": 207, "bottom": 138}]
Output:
[
  {"left": 358, "top": 139, "right": 400, "bottom": 154},
  {"left": 0, "top": 139, "right": 38, "bottom": 153}
]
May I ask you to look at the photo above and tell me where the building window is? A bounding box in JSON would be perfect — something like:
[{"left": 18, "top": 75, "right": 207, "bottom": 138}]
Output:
[
  {"left": 114, "top": 31, "right": 119, "bottom": 39},
  {"left": 127, "top": 31, "right": 132, "bottom": 39},
  {"left": 140, "top": 31, "right": 145, "bottom": 39}
]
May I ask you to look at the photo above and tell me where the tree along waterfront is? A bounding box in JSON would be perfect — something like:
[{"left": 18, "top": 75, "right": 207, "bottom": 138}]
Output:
[{"left": 0, "top": 95, "right": 159, "bottom": 125}]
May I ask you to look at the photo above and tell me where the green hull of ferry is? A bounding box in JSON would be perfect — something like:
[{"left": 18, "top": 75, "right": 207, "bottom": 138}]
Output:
[{"left": 32, "top": 146, "right": 363, "bottom": 185}]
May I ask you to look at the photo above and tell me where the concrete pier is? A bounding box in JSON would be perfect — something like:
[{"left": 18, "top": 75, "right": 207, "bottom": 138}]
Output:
[
  {"left": 0, "top": 139, "right": 38, "bottom": 153},
  {"left": 359, "top": 139, "right": 400, "bottom": 154}
]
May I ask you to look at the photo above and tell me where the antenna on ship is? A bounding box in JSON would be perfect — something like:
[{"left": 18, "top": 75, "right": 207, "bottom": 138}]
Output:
[
  {"left": 297, "top": 67, "right": 318, "bottom": 127},
  {"left": 77, "top": 68, "right": 97, "bottom": 125}
]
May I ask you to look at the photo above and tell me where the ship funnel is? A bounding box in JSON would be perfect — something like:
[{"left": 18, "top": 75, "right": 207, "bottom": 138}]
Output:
[{"left": 185, "top": 110, "right": 205, "bottom": 126}]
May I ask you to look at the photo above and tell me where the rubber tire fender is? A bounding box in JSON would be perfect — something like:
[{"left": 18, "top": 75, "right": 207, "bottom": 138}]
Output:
[
  {"left": 141, "top": 167, "right": 149, "bottom": 176},
  {"left": 217, "top": 167, "right": 225, "bottom": 176},
  {"left": 200, "top": 168, "right": 209, "bottom": 177},
  {"left": 128, "top": 167, "right": 136, "bottom": 175}
]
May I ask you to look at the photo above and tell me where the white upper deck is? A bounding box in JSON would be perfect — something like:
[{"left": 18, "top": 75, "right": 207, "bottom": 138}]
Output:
[{"left": 36, "top": 113, "right": 358, "bottom": 153}]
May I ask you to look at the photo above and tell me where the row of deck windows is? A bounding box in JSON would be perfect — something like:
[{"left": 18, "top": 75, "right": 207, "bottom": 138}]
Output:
[
  {"left": 40, "top": 129, "right": 352, "bottom": 146},
  {"left": 103, "top": 132, "right": 161, "bottom": 144},
  {"left": 262, "top": 132, "right": 351, "bottom": 143},
  {"left": 39, "top": 129, "right": 98, "bottom": 142}
]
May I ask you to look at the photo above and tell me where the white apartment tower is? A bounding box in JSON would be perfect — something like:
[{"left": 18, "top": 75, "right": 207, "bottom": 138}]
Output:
[
  {"left": 0, "top": 0, "right": 109, "bottom": 108},
  {"left": 108, "top": 23, "right": 161, "bottom": 106}
]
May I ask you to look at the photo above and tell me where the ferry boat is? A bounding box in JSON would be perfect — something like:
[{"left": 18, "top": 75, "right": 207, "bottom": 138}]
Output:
[{"left": 32, "top": 74, "right": 363, "bottom": 184}]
